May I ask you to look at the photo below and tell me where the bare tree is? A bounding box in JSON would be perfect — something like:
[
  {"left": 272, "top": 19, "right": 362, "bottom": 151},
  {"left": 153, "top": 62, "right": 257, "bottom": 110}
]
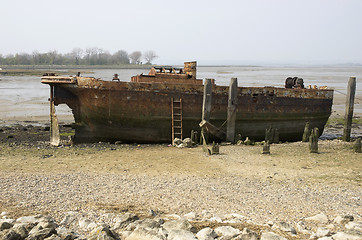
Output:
[
  {"left": 129, "top": 51, "right": 142, "bottom": 64},
  {"left": 143, "top": 50, "right": 158, "bottom": 64},
  {"left": 71, "top": 48, "right": 83, "bottom": 65},
  {"left": 112, "top": 50, "right": 129, "bottom": 64}
]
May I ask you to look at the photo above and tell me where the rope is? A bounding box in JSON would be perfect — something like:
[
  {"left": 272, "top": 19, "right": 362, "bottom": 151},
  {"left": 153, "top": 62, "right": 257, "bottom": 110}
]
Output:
[{"left": 334, "top": 90, "right": 362, "bottom": 103}]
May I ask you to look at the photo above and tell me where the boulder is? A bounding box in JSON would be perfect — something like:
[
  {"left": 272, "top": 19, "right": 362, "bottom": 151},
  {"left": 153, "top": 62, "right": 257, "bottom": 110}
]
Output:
[
  {"left": 173, "top": 138, "right": 182, "bottom": 146},
  {"left": 305, "top": 213, "right": 329, "bottom": 224},
  {"left": 167, "top": 229, "right": 197, "bottom": 240},
  {"left": 184, "top": 212, "right": 197, "bottom": 221},
  {"left": 89, "top": 225, "right": 118, "bottom": 240},
  {"left": 12, "top": 224, "right": 28, "bottom": 239},
  {"left": 44, "top": 234, "right": 62, "bottom": 240},
  {"left": 26, "top": 228, "right": 57, "bottom": 240},
  {"left": 162, "top": 220, "right": 195, "bottom": 233},
  {"left": 182, "top": 138, "right": 193, "bottom": 148},
  {"left": 78, "top": 218, "right": 97, "bottom": 231},
  {"left": 196, "top": 227, "right": 218, "bottom": 240},
  {"left": 16, "top": 215, "right": 53, "bottom": 225},
  {"left": 125, "top": 226, "right": 166, "bottom": 240},
  {"left": 260, "top": 232, "right": 287, "bottom": 240},
  {"left": 333, "top": 215, "right": 354, "bottom": 225},
  {"left": 315, "top": 227, "right": 331, "bottom": 238},
  {"left": 271, "top": 222, "right": 296, "bottom": 235},
  {"left": 0, "top": 221, "right": 13, "bottom": 230},
  {"left": 1, "top": 230, "right": 22, "bottom": 240},
  {"left": 345, "top": 222, "right": 362, "bottom": 232},
  {"left": 331, "top": 231, "right": 362, "bottom": 240},
  {"left": 214, "top": 226, "right": 241, "bottom": 240},
  {"left": 113, "top": 213, "right": 139, "bottom": 230}
]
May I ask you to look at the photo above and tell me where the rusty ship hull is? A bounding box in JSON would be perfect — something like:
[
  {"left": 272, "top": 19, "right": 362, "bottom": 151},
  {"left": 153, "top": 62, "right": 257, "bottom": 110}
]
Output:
[{"left": 42, "top": 75, "right": 334, "bottom": 143}]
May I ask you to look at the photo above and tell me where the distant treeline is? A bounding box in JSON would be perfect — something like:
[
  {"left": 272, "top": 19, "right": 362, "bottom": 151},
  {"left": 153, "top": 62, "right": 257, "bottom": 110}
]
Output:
[{"left": 0, "top": 48, "right": 157, "bottom": 66}]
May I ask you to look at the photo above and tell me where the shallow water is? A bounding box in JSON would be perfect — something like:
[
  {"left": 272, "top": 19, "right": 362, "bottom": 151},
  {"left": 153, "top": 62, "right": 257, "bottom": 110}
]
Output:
[{"left": 0, "top": 66, "right": 361, "bottom": 122}]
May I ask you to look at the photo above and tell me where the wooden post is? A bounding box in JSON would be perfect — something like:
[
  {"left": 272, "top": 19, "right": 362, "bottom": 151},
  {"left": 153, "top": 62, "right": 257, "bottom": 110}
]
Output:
[
  {"left": 302, "top": 122, "right": 310, "bottom": 142},
  {"left": 262, "top": 140, "right": 270, "bottom": 154},
  {"left": 309, "top": 128, "right": 319, "bottom": 153},
  {"left": 227, "top": 78, "right": 238, "bottom": 143},
  {"left": 343, "top": 77, "right": 356, "bottom": 142},
  {"left": 353, "top": 138, "right": 361, "bottom": 153},
  {"left": 49, "top": 85, "right": 60, "bottom": 146},
  {"left": 202, "top": 78, "right": 213, "bottom": 144}
]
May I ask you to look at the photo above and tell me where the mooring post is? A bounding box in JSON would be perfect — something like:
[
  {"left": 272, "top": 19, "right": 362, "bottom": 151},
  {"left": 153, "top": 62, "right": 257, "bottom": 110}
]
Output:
[
  {"left": 309, "top": 128, "right": 319, "bottom": 153},
  {"left": 202, "top": 78, "right": 213, "bottom": 144},
  {"left": 262, "top": 140, "right": 270, "bottom": 154},
  {"left": 227, "top": 78, "right": 238, "bottom": 143},
  {"left": 343, "top": 77, "right": 356, "bottom": 142},
  {"left": 302, "top": 122, "right": 310, "bottom": 142},
  {"left": 353, "top": 138, "right": 361, "bottom": 153}
]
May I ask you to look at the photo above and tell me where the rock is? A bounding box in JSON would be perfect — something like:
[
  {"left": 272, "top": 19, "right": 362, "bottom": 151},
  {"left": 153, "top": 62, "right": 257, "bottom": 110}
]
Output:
[
  {"left": 184, "top": 212, "right": 197, "bottom": 221},
  {"left": 1, "top": 212, "right": 9, "bottom": 217},
  {"left": 132, "top": 219, "right": 161, "bottom": 230},
  {"left": 0, "top": 221, "right": 13, "bottom": 230},
  {"left": 316, "top": 227, "right": 331, "bottom": 238},
  {"left": 209, "top": 216, "right": 222, "bottom": 223},
  {"left": 168, "top": 229, "right": 197, "bottom": 240},
  {"left": 295, "top": 221, "right": 311, "bottom": 235},
  {"left": 125, "top": 226, "right": 166, "bottom": 240},
  {"left": 331, "top": 231, "right": 362, "bottom": 240},
  {"left": 345, "top": 222, "right": 362, "bottom": 232},
  {"left": 113, "top": 212, "right": 139, "bottom": 230},
  {"left": 60, "top": 212, "right": 79, "bottom": 226},
  {"left": 196, "top": 227, "right": 218, "bottom": 240},
  {"left": 56, "top": 226, "right": 80, "bottom": 240},
  {"left": 89, "top": 225, "right": 118, "bottom": 240},
  {"left": 44, "top": 234, "right": 62, "bottom": 240},
  {"left": 162, "top": 220, "right": 195, "bottom": 233},
  {"left": 173, "top": 138, "right": 182, "bottom": 146},
  {"left": 12, "top": 224, "right": 28, "bottom": 239},
  {"left": 78, "top": 218, "right": 97, "bottom": 231},
  {"left": 305, "top": 213, "right": 329, "bottom": 224},
  {"left": 1, "top": 230, "right": 22, "bottom": 240},
  {"left": 214, "top": 226, "right": 241, "bottom": 239},
  {"left": 260, "top": 232, "right": 287, "bottom": 240},
  {"left": 271, "top": 222, "right": 296, "bottom": 235},
  {"left": 26, "top": 228, "right": 57, "bottom": 240},
  {"left": 234, "top": 228, "right": 259, "bottom": 240},
  {"left": 317, "top": 237, "right": 333, "bottom": 240},
  {"left": 183, "top": 138, "right": 193, "bottom": 148},
  {"left": 223, "top": 213, "right": 246, "bottom": 221},
  {"left": 333, "top": 215, "right": 354, "bottom": 225},
  {"left": 16, "top": 215, "right": 53, "bottom": 225}
]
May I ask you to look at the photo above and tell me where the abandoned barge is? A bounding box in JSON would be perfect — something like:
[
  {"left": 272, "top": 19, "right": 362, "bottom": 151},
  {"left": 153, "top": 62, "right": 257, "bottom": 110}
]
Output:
[{"left": 41, "top": 61, "right": 333, "bottom": 144}]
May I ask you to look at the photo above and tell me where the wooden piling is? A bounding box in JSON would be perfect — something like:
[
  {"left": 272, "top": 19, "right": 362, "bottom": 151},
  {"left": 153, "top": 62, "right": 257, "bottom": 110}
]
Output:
[
  {"left": 343, "top": 77, "right": 356, "bottom": 142},
  {"left": 262, "top": 140, "right": 270, "bottom": 154},
  {"left": 227, "top": 78, "right": 238, "bottom": 143},
  {"left": 309, "top": 128, "right": 319, "bottom": 153},
  {"left": 302, "top": 122, "right": 310, "bottom": 142},
  {"left": 353, "top": 138, "right": 361, "bottom": 153},
  {"left": 202, "top": 78, "right": 213, "bottom": 144}
]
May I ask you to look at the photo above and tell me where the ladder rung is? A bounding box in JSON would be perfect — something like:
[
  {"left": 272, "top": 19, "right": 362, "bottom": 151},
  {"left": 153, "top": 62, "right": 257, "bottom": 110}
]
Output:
[
  {"left": 174, "top": 113, "right": 181, "bottom": 116},
  {"left": 174, "top": 126, "right": 182, "bottom": 128},
  {"left": 174, "top": 120, "right": 182, "bottom": 122}
]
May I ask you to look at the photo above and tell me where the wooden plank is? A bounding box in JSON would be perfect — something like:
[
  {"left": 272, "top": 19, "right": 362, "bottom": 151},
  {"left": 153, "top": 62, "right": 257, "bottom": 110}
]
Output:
[
  {"left": 226, "top": 78, "right": 238, "bottom": 143},
  {"left": 343, "top": 77, "right": 356, "bottom": 142},
  {"left": 199, "top": 120, "right": 226, "bottom": 140}
]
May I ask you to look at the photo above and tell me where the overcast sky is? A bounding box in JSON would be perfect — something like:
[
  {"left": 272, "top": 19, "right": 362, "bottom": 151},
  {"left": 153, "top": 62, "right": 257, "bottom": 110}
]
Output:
[{"left": 1, "top": 0, "right": 362, "bottom": 65}]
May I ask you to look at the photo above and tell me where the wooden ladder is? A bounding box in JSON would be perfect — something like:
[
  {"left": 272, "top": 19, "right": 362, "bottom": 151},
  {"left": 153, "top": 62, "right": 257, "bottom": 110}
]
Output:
[{"left": 171, "top": 98, "right": 183, "bottom": 143}]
